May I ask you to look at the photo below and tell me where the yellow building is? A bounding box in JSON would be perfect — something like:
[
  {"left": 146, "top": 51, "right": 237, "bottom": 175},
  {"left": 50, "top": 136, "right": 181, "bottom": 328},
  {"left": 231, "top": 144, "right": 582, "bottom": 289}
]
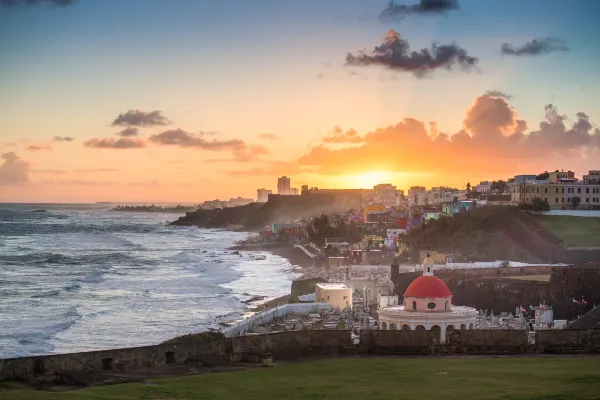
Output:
[
  {"left": 510, "top": 182, "right": 600, "bottom": 208},
  {"left": 419, "top": 250, "right": 449, "bottom": 264},
  {"left": 362, "top": 203, "right": 387, "bottom": 219},
  {"left": 315, "top": 283, "right": 353, "bottom": 310}
]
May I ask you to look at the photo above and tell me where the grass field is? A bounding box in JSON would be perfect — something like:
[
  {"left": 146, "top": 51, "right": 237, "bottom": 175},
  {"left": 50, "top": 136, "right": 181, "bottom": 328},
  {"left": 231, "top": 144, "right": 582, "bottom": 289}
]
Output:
[
  {"left": 506, "top": 274, "right": 552, "bottom": 282},
  {"left": 3, "top": 356, "right": 600, "bottom": 400},
  {"left": 534, "top": 215, "right": 600, "bottom": 248}
]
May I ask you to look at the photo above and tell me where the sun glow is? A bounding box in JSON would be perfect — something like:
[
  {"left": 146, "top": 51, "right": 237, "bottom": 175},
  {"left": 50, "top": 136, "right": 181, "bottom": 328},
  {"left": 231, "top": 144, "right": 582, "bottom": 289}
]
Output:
[{"left": 348, "top": 171, "right": 394, "bottom": 188}]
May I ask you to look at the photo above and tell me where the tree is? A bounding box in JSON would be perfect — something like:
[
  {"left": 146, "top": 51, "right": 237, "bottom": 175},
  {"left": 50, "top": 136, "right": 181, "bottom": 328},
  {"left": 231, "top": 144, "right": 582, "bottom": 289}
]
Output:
[
  {"left": 452, "top": 196, "right": 459, "bottom": 204},
  {"left": 491, "top": 180, "right": 508, "bottom": 193},
  {"left": 466, "top": 182, "right": 471, "bottom": 192},
  {"left": 518, "top": 197, "right": 550, "bottom": 212},
  {"left": 571, "top": 196, "right": 581, "bottom": 210},
  {"left": 536, "top": 171, "right": 549, "bottom": 180}
]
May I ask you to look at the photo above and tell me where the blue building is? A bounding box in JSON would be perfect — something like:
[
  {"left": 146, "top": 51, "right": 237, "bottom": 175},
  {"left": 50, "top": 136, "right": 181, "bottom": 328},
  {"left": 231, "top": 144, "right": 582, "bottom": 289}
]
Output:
[{"left": 442, "top": 201, "right": 474, "bottom": 216}]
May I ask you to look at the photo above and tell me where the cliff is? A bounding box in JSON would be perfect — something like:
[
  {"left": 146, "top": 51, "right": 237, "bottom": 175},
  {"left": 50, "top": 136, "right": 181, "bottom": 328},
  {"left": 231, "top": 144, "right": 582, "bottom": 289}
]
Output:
[{"left": 170, "top": 193, "right": 342, "bottom": 230}]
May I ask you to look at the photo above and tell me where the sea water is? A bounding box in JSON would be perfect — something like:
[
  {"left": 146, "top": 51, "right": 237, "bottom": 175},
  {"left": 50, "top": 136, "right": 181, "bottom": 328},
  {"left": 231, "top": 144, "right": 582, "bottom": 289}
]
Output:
[{"left": 0, "top": 204, "right": 299, "bottom": 359}]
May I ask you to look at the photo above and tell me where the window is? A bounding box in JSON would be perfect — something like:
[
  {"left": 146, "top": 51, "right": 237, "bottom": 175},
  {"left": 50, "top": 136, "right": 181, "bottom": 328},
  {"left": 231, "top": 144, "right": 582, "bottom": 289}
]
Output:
[
  {"left": 562, "top": 188, "right": 564, "bottom": 193},
  {"left": 545, "top": 198, "right": 548, "bottom": 203},
  {"left": 586, "top": 198, "right": 589, "bottom": 202},
  {"left": 586, "top": 188, "right": 590, "bottom": 194},
  {"left": 426, "top": 302, "right": 436, "bottom": 310},
  {"left": 165, "top": 351, "right": 176, "bottom": 364},
  {"left": 445, "top": 301, "right": 449, "bottom": 310},
  {"left": 556, "top": 198, "right": 558, "bottom": 203},
  {"left": 568, "top": 197, "right": 571, "bottom": 202},
  {"left": 536, "top": 188, "right": 539, "bottom": 193},
  {"left": 545, "top": 188, "right": 548, "bottom": 193},
  {"left": 412, "top": 301, "right": 417, "bottom": 310},
  {"left": 102, "top": 358, "right": 114, "bottom": 371},
  {"left": 556, "top": 188, "right": 559, "bottom": 193},
  {"left": 578, "top": 188, "right": 581, "bottom": 193}
]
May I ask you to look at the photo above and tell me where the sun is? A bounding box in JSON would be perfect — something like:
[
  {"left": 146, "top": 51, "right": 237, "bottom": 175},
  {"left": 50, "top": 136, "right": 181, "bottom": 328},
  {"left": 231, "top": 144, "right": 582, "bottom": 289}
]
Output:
[{"left": 349, "top": 171, "right": 394, "bottom": 188}]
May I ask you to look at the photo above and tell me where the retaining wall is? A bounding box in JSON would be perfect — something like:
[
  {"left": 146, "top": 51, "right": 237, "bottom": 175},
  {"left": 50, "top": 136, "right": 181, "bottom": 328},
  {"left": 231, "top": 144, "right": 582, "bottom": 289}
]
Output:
[
  {"left": 359, "top": 330, "right": 436, "bottom": 347},
  {"left": 445, "top": 330, "right": 528, "bottom": 346}
]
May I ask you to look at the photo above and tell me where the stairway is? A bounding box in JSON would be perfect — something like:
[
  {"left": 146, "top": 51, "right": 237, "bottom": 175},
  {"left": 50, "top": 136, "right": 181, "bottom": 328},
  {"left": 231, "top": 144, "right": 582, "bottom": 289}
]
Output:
[{"left": 566, "top": 306, "right": 600, "bottom": 330}]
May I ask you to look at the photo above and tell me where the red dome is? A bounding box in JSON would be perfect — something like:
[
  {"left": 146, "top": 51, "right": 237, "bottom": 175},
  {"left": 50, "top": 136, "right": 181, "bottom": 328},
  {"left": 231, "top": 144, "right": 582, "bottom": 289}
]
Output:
[{"left": 404, "top": 276, "right": 452, "bottom": 298}]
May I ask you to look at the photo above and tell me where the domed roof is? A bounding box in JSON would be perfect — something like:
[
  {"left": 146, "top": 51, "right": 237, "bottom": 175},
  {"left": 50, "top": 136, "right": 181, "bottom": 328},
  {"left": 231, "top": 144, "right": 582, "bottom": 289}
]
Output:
[{"left": 404, "top": 275, "right": 452, "bottom": 298}]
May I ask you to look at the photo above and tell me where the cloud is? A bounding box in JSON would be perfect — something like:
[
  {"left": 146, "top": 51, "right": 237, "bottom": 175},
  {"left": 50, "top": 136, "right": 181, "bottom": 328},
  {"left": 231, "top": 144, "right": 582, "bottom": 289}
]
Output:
[
  {"left": 295, "top": 94, "right": 600, "bottom": 177},
  {"left": 345, "top": 29, "right": 477, "bottom": 77},
  {"left": 117, "top": 127, "right": 140, "bottom": 137},
  {"left": 52, "top": 136, "right": 75, "bottom": 142},
  {"left": 379, "top": 0, "right": 459, "bottom": 21},
  {"left": 32, "top": 168, "right": 119, "bottom": 174},
  {"left": 323, "top": 126, "right": 364, "bottom": 143},
  {"left": 0, "top": 152, "right": 30, "bottom": 185},
  {"left": 111, "top": 110, "right": 171, "bottom": 127},
  {"left": 83, "top": 137, "right": 146, "bottom": 149},
  {"left": 485, "top": 90, "right": 512, "bottom": 100},
  {"left": 259, "top": 133, "right": 279, "bottom": 140},
  {"left": 0, "top": 0, "right": 74, "bottom": 7},
  {"left": 149, "top": 129, "right": 269, "bottom": 161},
  {"left": 501, "top": 37, "right": 568, "bottom": 56},
  {"left": 26, "top": 144, "right": 52, "bottom": 151}
]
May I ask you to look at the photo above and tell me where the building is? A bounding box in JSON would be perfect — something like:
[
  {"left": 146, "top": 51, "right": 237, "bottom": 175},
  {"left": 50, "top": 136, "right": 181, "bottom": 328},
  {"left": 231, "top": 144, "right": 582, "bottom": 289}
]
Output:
[
  {"left": 408, "top": 186, "right": 427, "bottom": 206},
  {"left": 476, "top": 181, "right": 492, "bottom": 193},
  {"left": 510, "top": 170, "right": 600, "bottom": 209},
  {"left": 277, "top": 176, "right": 291, "bottom": 195},
  {"left": 256, "top": 188, "right": 272, "bottom": 203},
  {"left": 315, "top": 283, "right": 353, "bottom": 310},
  {"left": 377, "top": 257, "right": 477, "bottom": 342},
  {"left": 362, "top": 203, "right": 387, "bottom": 219},
  {"left": 373, "top": 183, "right": 399, "bottom": 207},
  {"left": 583, "top": 170, "right": 600, "bottom": 184},
  {"left": 271, "top": 223, "right": 298, "bottom": 235},
  {"left": 442, "top": 200, "right": 474, "bottom": 216}
]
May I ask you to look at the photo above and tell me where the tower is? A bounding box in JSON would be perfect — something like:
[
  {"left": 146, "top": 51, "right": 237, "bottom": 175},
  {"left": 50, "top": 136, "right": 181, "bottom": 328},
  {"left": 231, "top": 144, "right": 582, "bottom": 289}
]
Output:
[{"left": 422, "top": 253, "right": 434, "bottom": 276}]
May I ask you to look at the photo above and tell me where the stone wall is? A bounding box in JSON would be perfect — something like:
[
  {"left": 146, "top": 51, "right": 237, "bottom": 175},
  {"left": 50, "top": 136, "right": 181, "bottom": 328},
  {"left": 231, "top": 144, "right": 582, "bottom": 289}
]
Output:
[
  {"left": 446, "top": 330, "right": 528, "bottom": 346},
  {"left": 359, "top": 330, "right": 436, "bottom": 347},
  {"left": 536, "top": 330, "right": 600, "bottom": 346}
]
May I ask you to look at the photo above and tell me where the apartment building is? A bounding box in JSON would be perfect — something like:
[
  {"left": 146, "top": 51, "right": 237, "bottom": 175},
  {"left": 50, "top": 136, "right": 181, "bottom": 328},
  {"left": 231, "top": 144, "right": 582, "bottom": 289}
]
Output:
[{"left": 510, "top": 170, "right": 600, "bottom": 209}]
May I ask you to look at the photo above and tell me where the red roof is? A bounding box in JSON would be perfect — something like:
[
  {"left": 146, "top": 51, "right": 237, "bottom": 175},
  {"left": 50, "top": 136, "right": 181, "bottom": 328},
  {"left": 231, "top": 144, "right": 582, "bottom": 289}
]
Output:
[{"left": 404, "top": 276, "right": 452, "bottom": 298}]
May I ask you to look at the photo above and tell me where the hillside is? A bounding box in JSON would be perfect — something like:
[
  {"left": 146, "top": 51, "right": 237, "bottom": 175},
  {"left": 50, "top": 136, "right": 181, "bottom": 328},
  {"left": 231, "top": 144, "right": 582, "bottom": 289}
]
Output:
[
  {"left": 170, "top": 193, "right": 343, "bottom": 230},
  {"left": 406, "top": 206, "right": 566, "bottom": 263},
  {"left": 534, "top": 215, "right": 600, "bottom": 248}
]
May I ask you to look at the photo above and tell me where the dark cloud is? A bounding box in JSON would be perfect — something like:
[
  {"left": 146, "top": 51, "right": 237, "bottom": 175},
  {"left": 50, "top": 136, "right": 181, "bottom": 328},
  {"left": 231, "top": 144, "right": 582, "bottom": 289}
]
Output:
[
  {"left": 117, "top": 127, "right": 140, "bottom": 137},
  {"left": 149, "top": 129, "right": 270, "bottom": 162},
  {"left": 52, "top": 136, "right": 75, "bottom": 142},
  {"left": 501, "top": 37, "right": 568, "bottom": 56},
  {"left": 0, "top": 152, "right": 30, "bottom": 185},
  {"left": 485, "top": 90, "right": 512, "bottom": 100},
  {"left": 295, "top": 94, "right": 600, "bottom": 177},
  {"left": 379, "top": 0, "right": 458, "bottom": 21},
  {"left": 83, "top": 137, "right": 146, "bottom": 149},
  {"left": 26, "top": 144, "right": 52, "bottom": 151},
  {"left": 259, "top": 133, "right": 279, "bottom": 140},
  {"left": 0, "top": 0, "right": 74, "bottom": 7},
  {"left": 111, "top": 110, "right": 171, "bottom": 127},
  {"left": 323, "top": 127, "right": 364, "bottom": 143},
  {"left": 345, "top": 29, "right": 477, "bottom": 77}
]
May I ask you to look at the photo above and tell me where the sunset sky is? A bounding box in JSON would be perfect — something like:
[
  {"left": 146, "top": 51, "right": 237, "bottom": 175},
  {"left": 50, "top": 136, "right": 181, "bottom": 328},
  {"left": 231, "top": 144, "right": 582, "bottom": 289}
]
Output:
[{"left": 1, "top": 0, "right": 599, "bottom": 203}]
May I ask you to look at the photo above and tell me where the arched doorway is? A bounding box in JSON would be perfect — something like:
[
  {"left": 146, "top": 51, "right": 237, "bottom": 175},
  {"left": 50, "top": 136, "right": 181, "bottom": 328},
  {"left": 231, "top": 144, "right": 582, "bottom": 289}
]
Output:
[
  {"left": 389, "top": 324, "right": 397, "bottom": 330},
  {"left": 469, "top": 323, "right": 474, "bottom": 330},
  {"left": 415, "top": 325, "right": 426, "bottom": 332},
  {"left": 460, "top": 324, "right": 467, "bottom": 330},
  {"left": 401, "top": 324, "right": 410, "bottom": 331},
  {"left": 381, "top": 322, "right": 387, "bottom": 330},
  {"left": 430, "top": 325, "right": 441, "bottom": 341},
  {"left": 446, "top": 325, "right": 455, "bottom": 332}
]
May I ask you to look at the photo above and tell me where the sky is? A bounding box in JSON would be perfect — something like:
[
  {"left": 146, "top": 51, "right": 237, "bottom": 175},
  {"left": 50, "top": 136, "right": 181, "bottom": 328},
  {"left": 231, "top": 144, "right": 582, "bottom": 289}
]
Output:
[{"left": 1, "top": 0, "right": 599, "bottom": 203}]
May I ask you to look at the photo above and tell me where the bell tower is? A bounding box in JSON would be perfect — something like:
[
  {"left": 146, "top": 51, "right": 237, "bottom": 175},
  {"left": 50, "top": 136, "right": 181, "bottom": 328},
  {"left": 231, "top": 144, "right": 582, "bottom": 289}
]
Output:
[{"left": 422, "top": 253, "right": 434, "bottom": 276}]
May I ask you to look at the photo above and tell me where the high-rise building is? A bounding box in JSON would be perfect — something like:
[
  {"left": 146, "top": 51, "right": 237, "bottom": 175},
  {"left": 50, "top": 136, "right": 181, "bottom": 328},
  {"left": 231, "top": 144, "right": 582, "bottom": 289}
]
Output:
[
  {"left": 256, "top": 188, "right": 272, "bottom": 202},
  {"left": 277, "top": 176, "right": 291, "bottom": 195}
]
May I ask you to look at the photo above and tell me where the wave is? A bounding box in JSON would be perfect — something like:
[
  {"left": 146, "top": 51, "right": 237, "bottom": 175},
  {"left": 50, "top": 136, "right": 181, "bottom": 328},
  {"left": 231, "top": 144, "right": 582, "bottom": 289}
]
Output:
[
  {"left": 79, "top": 274, "right": 104, "bottom": 284},
  {"left": 32, "top": 289, "right": 60, "bottom": 298},
  {"left": 63, "top": 284, "right": 81, "bottom": 292}
]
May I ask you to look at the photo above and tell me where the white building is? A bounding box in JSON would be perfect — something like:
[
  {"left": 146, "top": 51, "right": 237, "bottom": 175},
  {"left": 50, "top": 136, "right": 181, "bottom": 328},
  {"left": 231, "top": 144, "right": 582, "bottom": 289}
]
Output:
[
  {"left": 315, "top": 283, "right": 353, "bottom": 311},
  {"left": 476, "top": 181, "right": 492, "bottom": 193},
  {"left": 256, "top": 188, "right": 272, "bottom": 202},
  {"left": 277, "top": 176, "right": 291, "bottom": 195}
]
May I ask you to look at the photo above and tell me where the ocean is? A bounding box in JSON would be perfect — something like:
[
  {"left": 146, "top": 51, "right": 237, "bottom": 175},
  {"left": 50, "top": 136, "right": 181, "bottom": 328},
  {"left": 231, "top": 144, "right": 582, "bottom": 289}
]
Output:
[{"left": 0, "top": 204, "right": 299, "bottom": 359}]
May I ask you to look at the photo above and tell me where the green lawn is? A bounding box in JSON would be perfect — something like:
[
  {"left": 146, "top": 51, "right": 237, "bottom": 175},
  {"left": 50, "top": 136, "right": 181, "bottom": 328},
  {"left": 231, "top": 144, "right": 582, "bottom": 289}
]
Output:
[
  {"left": 535, "top": 215, "right": 600, "bottom": 248},
  {"left": 3, "top": 356, "right": 600, "bottom": 400},
  {"left": 507, "top": 274, "right": 551, "bottom": 282}
]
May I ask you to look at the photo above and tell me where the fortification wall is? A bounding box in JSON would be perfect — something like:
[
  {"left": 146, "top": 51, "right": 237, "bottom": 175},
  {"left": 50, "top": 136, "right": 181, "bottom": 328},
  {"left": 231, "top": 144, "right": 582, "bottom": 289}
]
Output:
[{"left": 2, "top": 330, "right": 600, "bottom": 382}]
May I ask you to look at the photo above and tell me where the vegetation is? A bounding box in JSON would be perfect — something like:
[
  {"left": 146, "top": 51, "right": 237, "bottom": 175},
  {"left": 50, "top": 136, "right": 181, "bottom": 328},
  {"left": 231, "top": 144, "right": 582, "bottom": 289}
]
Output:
[
  {"left": 534, "top": 215, "right": 600, "bottom": 248},
  {"left": 306, "top": 214, "right": 362, "bottom": 246},
  {"left": 536, "top": 171, "right": 550, "bottom": 180},
  {"left": 507, "top": 274, "right": 552, "bottom": 282},
  {"left": 3, "top": 357, "right": 600, "bottom": 399},
  {"left": 518, "top": 197, "right": 550, "bottom": 211},
  {"left": 161, "top": 330, "right": 224, "bottom": 345},
  {"left": 111, "top": 204, "right": 198, "bottom": 212}
]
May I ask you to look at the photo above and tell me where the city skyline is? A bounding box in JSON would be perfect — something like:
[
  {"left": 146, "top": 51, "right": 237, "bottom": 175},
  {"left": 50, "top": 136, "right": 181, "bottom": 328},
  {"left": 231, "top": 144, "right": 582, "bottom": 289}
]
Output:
[{"left": 1, "top": 0, "right": 599, "bottom": 202}]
